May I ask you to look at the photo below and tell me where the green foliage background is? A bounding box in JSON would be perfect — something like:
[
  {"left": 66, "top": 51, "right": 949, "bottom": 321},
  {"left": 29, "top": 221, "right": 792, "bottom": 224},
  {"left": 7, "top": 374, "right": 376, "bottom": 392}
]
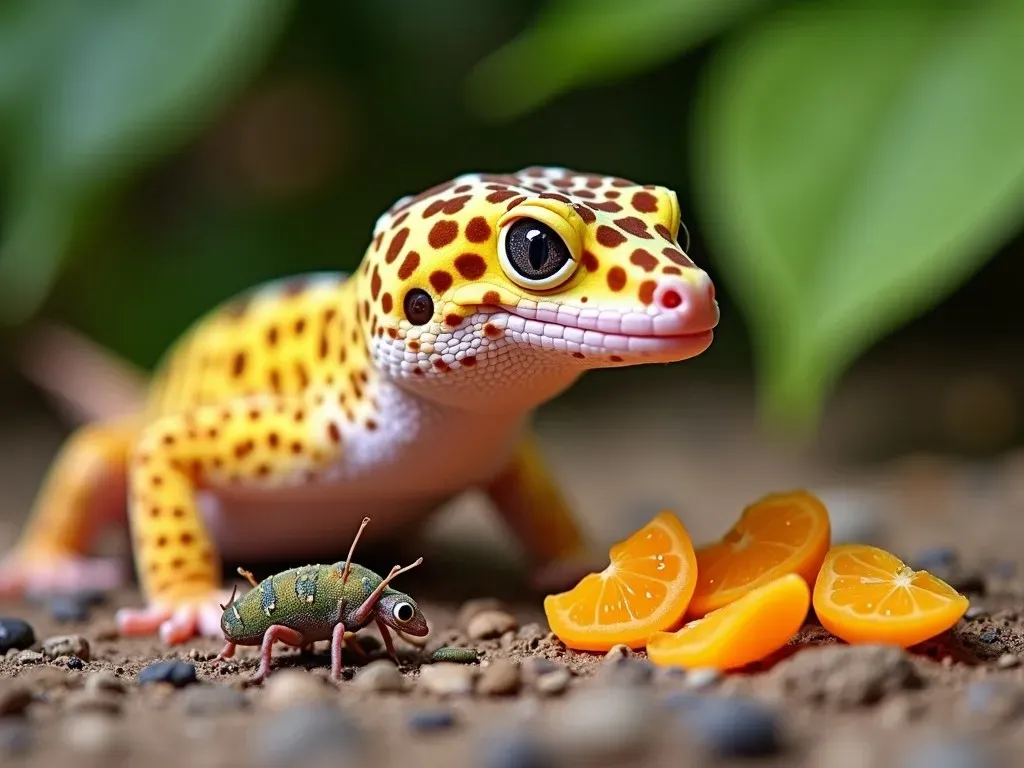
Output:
[{"left": 1, "top": 0, "right": 1023, "bottom": 434}]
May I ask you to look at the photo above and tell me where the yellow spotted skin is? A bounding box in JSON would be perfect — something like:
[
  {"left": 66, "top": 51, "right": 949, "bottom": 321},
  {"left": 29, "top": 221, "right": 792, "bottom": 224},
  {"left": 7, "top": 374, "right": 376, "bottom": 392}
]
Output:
[{"left": 0, "top": 167, "right": 719, "bottom": 644}]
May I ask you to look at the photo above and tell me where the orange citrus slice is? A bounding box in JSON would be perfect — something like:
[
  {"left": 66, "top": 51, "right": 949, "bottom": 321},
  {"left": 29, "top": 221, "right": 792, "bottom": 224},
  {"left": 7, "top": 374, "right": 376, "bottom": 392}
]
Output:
[
  {"left": 813, "top": 544, "right": 969, "bottom": 647},
  {"left": 647, "top": 573, "right": 810, "bottom": 670},
  {"left": 543, "top": 511, "right": 698, "bottom": 651},
  {"left": 687, "top": 490, "right": 830, "bottom": 618}
]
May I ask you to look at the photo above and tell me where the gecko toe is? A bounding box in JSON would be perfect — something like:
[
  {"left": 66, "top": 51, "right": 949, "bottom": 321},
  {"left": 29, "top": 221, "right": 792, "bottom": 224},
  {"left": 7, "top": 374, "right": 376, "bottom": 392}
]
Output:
[{"left": 116, "top": 605, "right": 174, "bottom": 636}]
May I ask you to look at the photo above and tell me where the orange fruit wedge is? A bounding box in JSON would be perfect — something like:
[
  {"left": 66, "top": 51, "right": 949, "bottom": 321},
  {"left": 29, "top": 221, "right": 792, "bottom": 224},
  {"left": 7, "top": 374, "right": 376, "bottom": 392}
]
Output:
[
  {"left": 813, "top": 544, "right": 969, "bottom": 647},
  {"left": 647, "top": 573, "right": 810, "bottom": 670},
  {"left": 687, "top": 490, "right": 830, "bottom": 618},
  {"left": 543, "top": 511, "right": 698, "bottom": 651}
]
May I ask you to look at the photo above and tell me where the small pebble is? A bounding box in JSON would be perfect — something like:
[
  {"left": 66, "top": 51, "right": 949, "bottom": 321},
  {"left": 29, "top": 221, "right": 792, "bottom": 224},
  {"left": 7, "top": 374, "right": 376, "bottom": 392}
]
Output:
[
  {"left": 85, "top": 672, "right": 126, "bottom": 695},
  {"left": 980, "top": 629, "right": 999, "bottom": 643},
  {"left": 545, "top": 687, "right": 658, "bottom": 760},
  {"left": 596, "top": 656, "right": 654, "bottom": 687},
  {"left": 42, "top": 635, "right": 90, "bottom": 663},
  {"left": 48, "top": 594, "right": 92, "bottom": 624},
  {"left": 468, "top": 610, "right": 519, "bottom": 640},
  {"left": 66, "top": 656, "right": 86, "bottom": 671},
  {"left": 480, "top": 729, "right": 553, "bottom": 768},
  {"left": 181, "top": 685, "right": 249, "bottom": 715},
  {"left": 430, "top": 647, "right": 479, "bottom": 664},
  {"left": 965, "top": 605, "right": 989, "bottom": 620},
  {"left": 0, "top": 721, "right": 32, "bottom": 757},
  {"left": 407, "top": 708, "right": 457, "bottom": 732},
  {"left": 64, "top": 690, "right": 123, "bottom": 715},
  {"left": 418, "top": 663, "right": 475, "bottom": 696},
  {"left": 457, "top": 598, "right": 509, "bottom": 630},
  {"left": 901, "top": 738, "right": 1000, "bottom": 768},
  {"left": 0, "top": 682, "right": 32, "bottom": 716},
  {"left": 533, "top": 667, "right": 571, "bottom": 697},
  {"left": 685, "top": 667, "right": 722, "bottom": 690},
  {"left": 61, "top": 714, "right": 120, "bottom": 755},
  {"left": 521, "top": 657, "right": 561, "bottom": 681},
  {"left": 681, "top": 696, "right": 782, "bottom": 758},
  {"left": 15, "top": 651, "right": 43, "bottom": 666},
  {"left": 0, "top": 619, "right": 35, "bottom": 654},
  {"left": 604, "top": 644, "right": 631, "bottom": 660},
  {"left": 262, "top": 669, "right": 331, "bottom": 710},
  {"left": 137, "top": 660, "right": 198, "bottom": 687},
  {"left": 477, "top": 659, "right": 521, "bottom": 696},
  {"left": 252, "top": 704, "right": 364, "bottom": 766},
  {"left": 997, "top": 653, "right": 1020, "bottom": 669},
  {"left": 354, "top": 660, "right": 407, "bottom": 693}
]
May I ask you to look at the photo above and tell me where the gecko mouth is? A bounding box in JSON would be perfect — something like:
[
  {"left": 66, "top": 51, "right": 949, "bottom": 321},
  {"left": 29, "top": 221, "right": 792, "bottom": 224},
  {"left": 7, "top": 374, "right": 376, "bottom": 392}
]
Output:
[{"left": 482, "top": 303, "right": 716, "bottom": 358}]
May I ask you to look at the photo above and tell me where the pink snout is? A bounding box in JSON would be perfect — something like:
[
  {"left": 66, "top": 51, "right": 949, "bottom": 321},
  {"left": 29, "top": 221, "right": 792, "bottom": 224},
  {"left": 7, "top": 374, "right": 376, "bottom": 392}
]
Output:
[{"left": 651, "top": 274, "right": 719, "bottom": 335}]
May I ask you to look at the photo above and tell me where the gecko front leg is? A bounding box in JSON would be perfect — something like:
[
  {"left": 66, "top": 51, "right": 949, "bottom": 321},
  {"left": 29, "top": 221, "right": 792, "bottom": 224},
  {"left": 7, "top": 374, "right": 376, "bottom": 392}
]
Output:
[
  {"left": 0, "top": 417, "right": 139, "bottom": 597},
  {"left": 116, "top": 394, "right": 343, "bottom": 644},
  {"left": 483, "top": 432, "right": 602, "bottom": 593}
]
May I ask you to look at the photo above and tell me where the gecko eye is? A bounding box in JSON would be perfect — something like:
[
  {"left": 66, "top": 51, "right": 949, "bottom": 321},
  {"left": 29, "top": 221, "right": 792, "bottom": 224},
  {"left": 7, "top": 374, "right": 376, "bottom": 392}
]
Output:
[
  {"left": 499, "top": 218, "right": 577, "bottom": 290},
  {"left": 393, "top": 601, "right": 415, "bottom": 623},
  {"left": 404, "top": 289, "right": 434, "bottom": 325}
]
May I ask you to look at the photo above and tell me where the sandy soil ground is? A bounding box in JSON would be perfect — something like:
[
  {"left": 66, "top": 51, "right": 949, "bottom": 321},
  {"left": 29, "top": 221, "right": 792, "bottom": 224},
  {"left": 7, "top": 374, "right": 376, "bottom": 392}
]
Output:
[{"left": 1, "top": 370, "right": 1024, "bottom": 767}]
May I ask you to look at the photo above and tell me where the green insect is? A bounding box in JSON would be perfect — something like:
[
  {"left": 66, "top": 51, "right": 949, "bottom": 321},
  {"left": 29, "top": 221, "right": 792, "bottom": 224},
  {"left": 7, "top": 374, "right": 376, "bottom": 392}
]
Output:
[{"left": 213, "top": 517, "right": 428, "bottom": 684}]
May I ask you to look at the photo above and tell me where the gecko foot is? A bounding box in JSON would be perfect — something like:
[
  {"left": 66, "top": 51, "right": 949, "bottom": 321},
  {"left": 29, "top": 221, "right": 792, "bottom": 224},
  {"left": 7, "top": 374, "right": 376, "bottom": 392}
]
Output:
[
  {"left": 116, "top": 591, "right": 233, "bottom": 644},
  {"left": 0, "top": 552, "right": 125, "bottom": 599}
]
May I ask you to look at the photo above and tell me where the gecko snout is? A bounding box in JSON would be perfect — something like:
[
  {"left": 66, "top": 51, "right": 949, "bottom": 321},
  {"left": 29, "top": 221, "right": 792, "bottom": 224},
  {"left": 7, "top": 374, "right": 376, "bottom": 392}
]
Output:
[{"left": 651, "top": 272, "right": 719, "bottom": 334}]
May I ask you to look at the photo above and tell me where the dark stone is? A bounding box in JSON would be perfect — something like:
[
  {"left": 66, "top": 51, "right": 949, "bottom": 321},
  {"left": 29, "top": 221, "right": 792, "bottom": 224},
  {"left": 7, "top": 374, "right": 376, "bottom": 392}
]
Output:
[
  {"left": 66, "top": 656, "right": 85, "bottom": 671},
  {"left": 138, "top": 661, "right": 198, "bottom": 687},
  {"left": 0, "top": 619, "right": 35, "bottom": 654},
  {"left": 406, "top": 708, "right": 457, "bottom": 732},
  {"left": 48, "top": 595, "right": 91, "bottom": 624},
  {"left": 980, "top": 629, "right": 999, "bottom": 643},
  {"left": 681, "top": 696, "right": 782, "bottom": 758},
  {"left": 481, "top": 730, "right": 553, "bottom": 768}
]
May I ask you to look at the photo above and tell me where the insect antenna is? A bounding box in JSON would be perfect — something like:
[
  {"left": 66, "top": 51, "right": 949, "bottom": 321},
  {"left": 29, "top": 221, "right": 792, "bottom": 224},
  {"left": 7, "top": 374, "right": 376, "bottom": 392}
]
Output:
[
  {"left": 218, "top": 583, "right": 238, "bottom": 611},
  {"left": 377, "top": 556, "right": 424, "bottom": 590},
  {"left": 237, "top": 566, "right": 259, "bottom": 588},
  {"left": 340, "top": 516, "right": 371, "bottom": 584}
]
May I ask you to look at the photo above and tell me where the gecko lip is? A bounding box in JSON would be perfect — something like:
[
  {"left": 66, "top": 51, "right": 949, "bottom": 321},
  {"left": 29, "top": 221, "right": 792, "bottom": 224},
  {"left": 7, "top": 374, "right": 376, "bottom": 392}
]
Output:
[{"left": 483, "top": 303, "right": 717, "bottom": 358}]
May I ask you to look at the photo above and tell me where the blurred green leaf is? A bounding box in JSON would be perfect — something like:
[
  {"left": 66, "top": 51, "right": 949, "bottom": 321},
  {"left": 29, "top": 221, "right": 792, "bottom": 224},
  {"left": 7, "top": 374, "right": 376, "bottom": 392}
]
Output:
[
  {"left": 0, "top": 0, "right": 294, "bottom": 325},
  {"left": 465, "top": 0, "right": 769, "bottom": 122},
  {"left": 693, "top": 0, "right": 1024, "bottom": 432}
]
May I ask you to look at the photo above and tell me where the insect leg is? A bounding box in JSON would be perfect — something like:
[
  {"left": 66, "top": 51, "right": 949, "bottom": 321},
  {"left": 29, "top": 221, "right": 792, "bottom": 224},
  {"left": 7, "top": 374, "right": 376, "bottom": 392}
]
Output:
[
  {"left": 330, "top": 621, "right": 347, "bottom": 680},
  {"left": 213, "top": 641, "right": 236, "bottom": 663},
  {"left": 375, "top": 618, "right": 399, "bottom": 665},
  {"left": 250, "top": 625, "right": 305, "bottom": 685}
]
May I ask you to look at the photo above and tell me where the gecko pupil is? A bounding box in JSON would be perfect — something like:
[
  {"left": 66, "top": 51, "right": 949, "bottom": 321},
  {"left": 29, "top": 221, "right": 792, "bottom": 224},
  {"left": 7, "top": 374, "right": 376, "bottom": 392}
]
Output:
[
  {"left": 504, "top": 218, "right": 571, "bottom": 281},
  {"left": 404, "top": 289, "right": 434, "bottom": 325}
]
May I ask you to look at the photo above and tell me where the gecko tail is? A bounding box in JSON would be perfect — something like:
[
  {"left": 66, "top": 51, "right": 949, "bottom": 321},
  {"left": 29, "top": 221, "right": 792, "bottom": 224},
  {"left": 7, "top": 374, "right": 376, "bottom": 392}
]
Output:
[{"left": 13, "top": 321, "right": 149, "bottom": 425}]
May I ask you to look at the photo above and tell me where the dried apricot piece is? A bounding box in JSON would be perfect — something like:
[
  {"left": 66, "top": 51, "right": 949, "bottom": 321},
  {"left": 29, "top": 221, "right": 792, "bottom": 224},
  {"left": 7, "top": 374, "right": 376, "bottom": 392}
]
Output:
[
  {"left": 687, "top": 490, "right": 830, "bottom": 618},
  {"left": 813, "top": 544, "right": 969, "bottom": 647},
  {"left": 647, "top": 573, "right": 810, "bottom": 670},
  {"left": 543, "top": 511, "right": 698, "bottom": 651}
]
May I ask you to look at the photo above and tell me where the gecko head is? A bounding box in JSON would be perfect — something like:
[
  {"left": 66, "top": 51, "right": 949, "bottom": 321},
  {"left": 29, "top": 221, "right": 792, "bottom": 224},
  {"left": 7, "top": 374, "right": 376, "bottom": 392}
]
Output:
[
  {"left": 358, "top": 167, "right": 718, "bottom": 412},
  {"left": 376, "top": 589, "right": 429, "bottom": 637}
]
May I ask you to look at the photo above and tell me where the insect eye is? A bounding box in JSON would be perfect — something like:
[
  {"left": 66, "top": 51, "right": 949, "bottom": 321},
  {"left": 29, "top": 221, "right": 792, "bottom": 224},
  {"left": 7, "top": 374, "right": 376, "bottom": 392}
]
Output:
[
  {"left": 404, "top": 289, "right": 434, "bottom": 325},
  {"left": 393, "top": 601, "right": 415, "bottom": 623},
  {"left": 498, "top": 218, "right": 577, "bottom": 290}
]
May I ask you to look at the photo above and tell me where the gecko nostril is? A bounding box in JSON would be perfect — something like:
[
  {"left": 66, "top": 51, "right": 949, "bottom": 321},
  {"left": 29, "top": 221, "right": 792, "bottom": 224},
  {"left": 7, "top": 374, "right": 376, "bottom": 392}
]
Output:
[{"left": 659, "top": 289, "right": 682, "bottom": 310}]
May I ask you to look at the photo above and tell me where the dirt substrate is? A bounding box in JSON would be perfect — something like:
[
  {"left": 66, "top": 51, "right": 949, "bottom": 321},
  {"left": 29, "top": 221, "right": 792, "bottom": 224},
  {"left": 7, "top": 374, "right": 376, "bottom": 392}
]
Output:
[{"left": 5, "top": 376, "right": 1024, "bottom": 767}]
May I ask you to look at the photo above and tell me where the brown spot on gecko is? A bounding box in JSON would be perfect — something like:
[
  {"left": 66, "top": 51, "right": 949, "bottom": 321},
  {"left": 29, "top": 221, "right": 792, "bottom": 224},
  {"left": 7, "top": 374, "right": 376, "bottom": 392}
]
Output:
[
  {"left": 607, "top": 267, "right": 627, "bottom": 292},
  {"left": 454, "top": 253, "right": 487, "bottom": 280},
  {"left": 630, "top": 249, "right": 657, "bottom": 272},
  {"left": 638, "top": 280, "right": 657, "bottom": 305},
  {"left": 398, "top": 251, "right": 420, "bottom": 280},
  {"left": 381, "top": 292, "right": 393, "bottom": 313},
  {"left": 482, "top": 291, "right": 501, "bottom": 305},
  {"left": 428, "top": 220, "right": 459, "bottom": 249},
  {"left": 465, "top": 217, "right": 491, "bottom": 243},
  {"left": 582, "top": 251, "right": 599, "bottom": 272},
  {"left": 231, "top": 352, "right": 247, "bottom": 378},
  {"left": 631, "top": 191, "right": 658, "bottom": 213},
  {"left": 596, "top": 226, "right": 626, "bottom": 248},
  {"left": 430, "top": 270, "right": 454, "bottom": 293},
  {"left": 614, "top": 216, "right": 652, "bottom": 239},
  {"left": 385, "top": 228, "right": 410, "bottom": 264}
]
